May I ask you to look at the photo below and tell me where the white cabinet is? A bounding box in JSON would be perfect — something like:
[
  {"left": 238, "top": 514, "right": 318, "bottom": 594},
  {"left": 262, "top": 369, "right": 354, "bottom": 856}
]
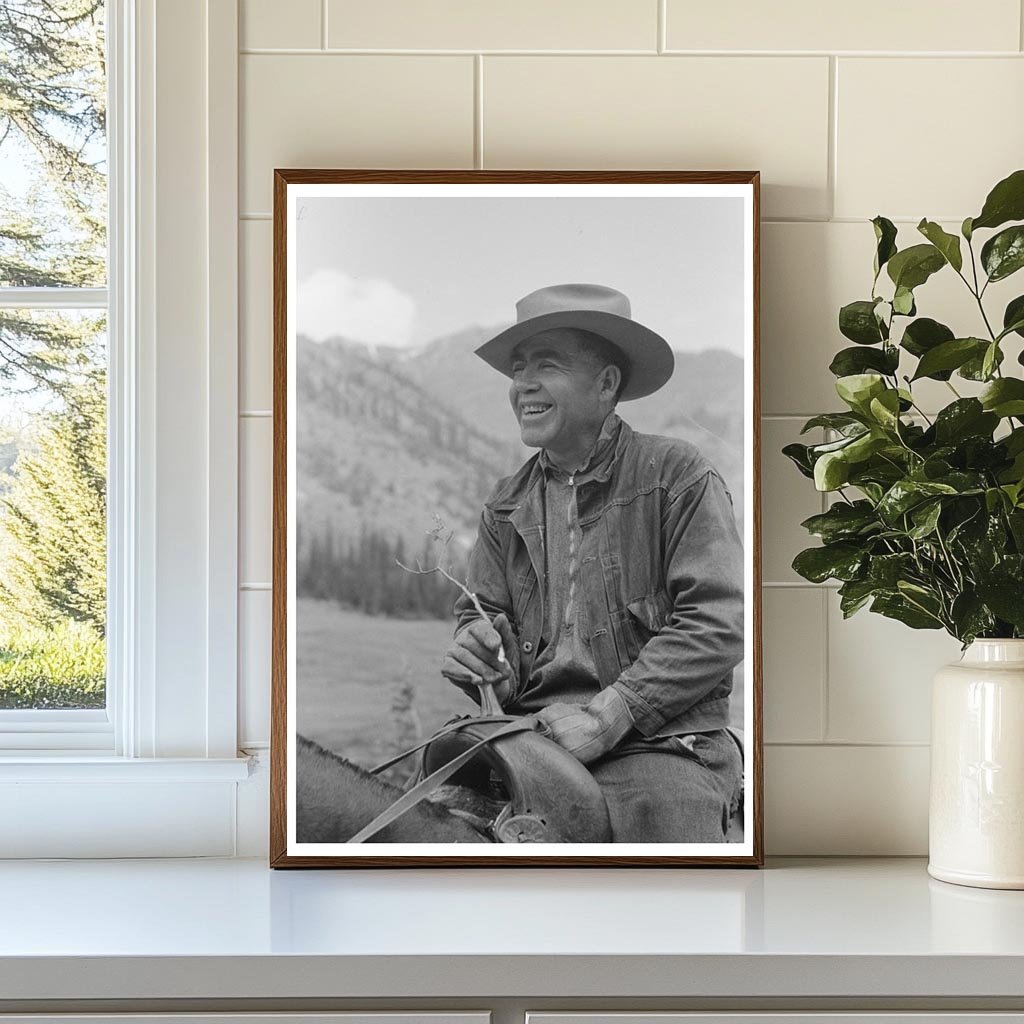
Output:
[
  {"left": 528, "top": 1017, "right": 1024, "bottom": 1024},
  {"left": 0, "top": 1017, "right": 490, "bottom": 1024}
]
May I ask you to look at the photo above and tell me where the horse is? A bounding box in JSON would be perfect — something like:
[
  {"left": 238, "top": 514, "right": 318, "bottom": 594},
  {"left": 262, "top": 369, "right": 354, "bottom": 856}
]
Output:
[{"left": 295, "top": 734, "right": 494, "bottom": 843}]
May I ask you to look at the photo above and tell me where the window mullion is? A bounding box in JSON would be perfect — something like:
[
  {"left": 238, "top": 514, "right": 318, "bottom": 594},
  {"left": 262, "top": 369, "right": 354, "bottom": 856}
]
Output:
[{"left": 0, "top": 287, "right": 108, "bottom": 310}]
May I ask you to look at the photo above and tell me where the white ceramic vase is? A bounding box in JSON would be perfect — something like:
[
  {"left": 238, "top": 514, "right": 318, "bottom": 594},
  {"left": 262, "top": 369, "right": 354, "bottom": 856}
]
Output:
[{"left": 929, "top": 639, "right": 1024, "bottom": 889}]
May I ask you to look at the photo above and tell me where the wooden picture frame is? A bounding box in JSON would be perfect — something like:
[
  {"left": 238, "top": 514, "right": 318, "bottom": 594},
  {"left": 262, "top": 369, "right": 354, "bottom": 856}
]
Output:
[{"left": 271, "top": 170, "right": 762, "bottom": 867}]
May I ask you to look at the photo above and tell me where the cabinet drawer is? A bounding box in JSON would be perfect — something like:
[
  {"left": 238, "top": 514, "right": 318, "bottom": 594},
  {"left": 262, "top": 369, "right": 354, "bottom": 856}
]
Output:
[
  {"left": 528, "top": 1016, "right": 1024, "bottom": 1024},
  {"left": 0, "top": 1016, "right": 490, "bottom": 1024}
]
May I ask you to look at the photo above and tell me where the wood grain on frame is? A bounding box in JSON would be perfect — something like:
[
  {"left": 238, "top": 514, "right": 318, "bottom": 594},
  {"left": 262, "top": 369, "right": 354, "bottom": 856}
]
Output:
[{"left": 270, "top": 169, "right": 762, "bottom": 868}]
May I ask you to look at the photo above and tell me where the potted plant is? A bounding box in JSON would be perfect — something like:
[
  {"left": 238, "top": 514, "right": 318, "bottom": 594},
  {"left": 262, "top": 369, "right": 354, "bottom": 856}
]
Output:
[{"left": 784, "top": 168, "right": 1024, "bottom": 889}]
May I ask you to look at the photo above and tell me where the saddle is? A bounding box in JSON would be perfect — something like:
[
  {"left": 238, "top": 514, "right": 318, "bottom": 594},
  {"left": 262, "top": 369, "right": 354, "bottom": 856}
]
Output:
[{"left": 348, "top": 704, "right": 613, "bottom": 844}]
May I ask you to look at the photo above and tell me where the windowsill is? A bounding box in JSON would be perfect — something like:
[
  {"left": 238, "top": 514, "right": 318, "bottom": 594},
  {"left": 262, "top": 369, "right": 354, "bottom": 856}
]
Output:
[
  {"left": 0, "top": 754, "right": 252, "bottom": 781},
  {"left": 0, "top": 857, "right": 1022, "bottom": 1005}
]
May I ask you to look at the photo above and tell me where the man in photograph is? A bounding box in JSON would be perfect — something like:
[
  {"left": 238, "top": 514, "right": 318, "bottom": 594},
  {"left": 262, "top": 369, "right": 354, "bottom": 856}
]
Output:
[{"left": 442, "top": 283, "right": 746, "bottom": 843}]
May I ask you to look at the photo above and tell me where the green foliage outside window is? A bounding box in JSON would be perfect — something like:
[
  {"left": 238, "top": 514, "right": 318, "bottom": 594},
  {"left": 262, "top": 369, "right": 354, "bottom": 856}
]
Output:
[{"left": 0, "top": 1, "right": 107, "bottom": 708}]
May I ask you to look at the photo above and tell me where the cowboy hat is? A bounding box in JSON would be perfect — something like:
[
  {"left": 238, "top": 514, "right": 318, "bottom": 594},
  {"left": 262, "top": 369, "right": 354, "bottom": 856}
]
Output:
[{"left": 474, "top": 283, "right": 674, "bottom": 401}]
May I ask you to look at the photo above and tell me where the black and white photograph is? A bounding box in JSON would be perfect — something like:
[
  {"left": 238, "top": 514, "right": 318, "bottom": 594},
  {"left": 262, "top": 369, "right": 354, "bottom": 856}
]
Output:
[{"left": 272, "top": 171, "right": 762, "bottom": 866}]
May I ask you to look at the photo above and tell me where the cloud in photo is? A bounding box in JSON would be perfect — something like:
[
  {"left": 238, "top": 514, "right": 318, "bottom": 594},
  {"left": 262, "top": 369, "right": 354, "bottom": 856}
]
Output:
[{"left": 297, "top": 269, "right": 417, "bottom": 349}]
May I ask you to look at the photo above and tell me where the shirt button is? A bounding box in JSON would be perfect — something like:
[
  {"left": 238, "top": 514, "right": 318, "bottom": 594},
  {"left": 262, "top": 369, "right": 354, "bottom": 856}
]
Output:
[{"left": 522, "top": 641, "right": 534, "bottom": 653}]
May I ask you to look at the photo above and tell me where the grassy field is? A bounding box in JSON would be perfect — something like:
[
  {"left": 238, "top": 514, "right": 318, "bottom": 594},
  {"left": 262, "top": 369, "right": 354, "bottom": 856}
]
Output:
[
  {"left": 296, "top": 600, "right": 476, "bottom": 775},
  {"left": 0, "top": 620, "right": 105, "bottom": 709},
  {"left": 296, "top": 600, "right": 746, "bottom": 777}
]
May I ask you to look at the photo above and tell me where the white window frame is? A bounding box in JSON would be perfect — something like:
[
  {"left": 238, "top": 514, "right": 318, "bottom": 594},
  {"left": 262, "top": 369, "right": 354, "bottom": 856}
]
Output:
[{"left": 0, "top": 0, "right": 248, "bottom": 857}]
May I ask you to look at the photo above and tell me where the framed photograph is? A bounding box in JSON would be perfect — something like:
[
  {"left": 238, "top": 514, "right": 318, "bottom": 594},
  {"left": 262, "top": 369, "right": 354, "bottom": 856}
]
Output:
[{"left": 270, "top": 170, "right": 762, "bottom": 867}]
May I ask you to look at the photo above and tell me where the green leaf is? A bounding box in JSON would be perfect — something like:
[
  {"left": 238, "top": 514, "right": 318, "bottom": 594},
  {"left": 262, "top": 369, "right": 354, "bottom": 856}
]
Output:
[
  {"left": 917, "top": 219, "right": 963, "bottom": 272},
  {"left": 900, "top": 317, "right": 954, "bottom": 359},
  {"left": 971, "top": 168, "right": 1024, "bottom": 232},
  {"left": 892, "top": 286, "right": 916, "bottom": 316},
  {"left": 980, "top": 378, "right": 1024, "bottom": 418},
  {"left": 868, "top": 552, "right": 914, "bottom": 587},
  {"left": 908, "top": 501, "right": 942, "bottom": 539},
  {"left": 872, "top": 216, "right": 898, "bottom": 278},
  {"left": 1003, "top": 295, "right": 1024, "bottom": 339},
  {"left": 877, "top": 479, "right": 958, "bottom": 524},
  {"left": 1009, "top": 508, "right": 1024, "bottom": 547},
  {"left": 976, "top": 578, "right": 1024, "bottom": 629},
  {"left": 792, "top": 543, "right": 866, "bottom": 584},
  {"left": 868, "top": 389, "right": 902, "bottom": 430},
  {"left": 800, "top": 413, "right": 866, "bottom": 435},
  {"left": 933, "top": 399, "right": 998, "bottom": 445},
  {"left": 835, "top": 373, "right": 886, "bottom": 414},
  {"left": 887, "top": 244, "right": 946, "bottom": 291},
  {"left": 982, "top": 341, "right": 1000, "bottom": 381},
  {"left": 950, "top": 592, "right": 995, "bottom": 644},
  {"left": 981, "top": 225, "right": 1024, "bottom": 283},
  {"left": 782, "top": 442, "right": 815, "bottom": 479},
  {"left": 845, "top": 431, "right": 888, "bottom": 464},
  {"left": 911, "top": 337, "right": 987, "bottom": 381},
  {"left": 871, "top": 594, "right": 943, "bottom": 630},
  {"left": 959, "top": 344, "right": 1004, "bottom": 381},
  {"left": 985, "top": 487, "right": 1010, "bottom": 514},
  {"left": 838, "top": 578, "right": 879, "bottom": 618},
  {"left": 962, "top": 216, "right": 974, "bottom": 241},
  {"left": 829, "top": 345, "right": 899, "bottom": 378},
  {"left": 814, "top": 451, "right": 850, "bottom": 491},
  {"left": 839, "top": 299, "right": 887, "bottom": 345},
  {"left": 1006, "top": 427, "right": 1024, "bottom": 456},
  {"left": 800, "top": 501, "right": 879, "bottom": 543}
]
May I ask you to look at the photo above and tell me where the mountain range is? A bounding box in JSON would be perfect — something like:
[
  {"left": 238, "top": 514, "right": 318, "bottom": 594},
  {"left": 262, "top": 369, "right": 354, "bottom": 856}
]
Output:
[{"left": 296, "top": 327, "right": 745, "bottom": 561}]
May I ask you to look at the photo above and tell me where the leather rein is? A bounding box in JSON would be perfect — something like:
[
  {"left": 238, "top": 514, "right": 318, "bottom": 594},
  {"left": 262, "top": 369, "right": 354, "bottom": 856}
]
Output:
[{"left": 346, "top": 714, "right": 539, "bottom": 843}]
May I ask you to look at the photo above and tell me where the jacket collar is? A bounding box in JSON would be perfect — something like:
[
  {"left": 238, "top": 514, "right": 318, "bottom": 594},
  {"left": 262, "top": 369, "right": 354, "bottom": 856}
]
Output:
[{"left": 487, "top": 416, "right": 635, "bottom": 514}]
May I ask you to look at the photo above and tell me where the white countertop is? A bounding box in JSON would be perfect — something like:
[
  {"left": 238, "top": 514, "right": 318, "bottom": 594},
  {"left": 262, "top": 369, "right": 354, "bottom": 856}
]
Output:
[{"left": 1, "top": 857, "right": 1023, "bottom": 1001}]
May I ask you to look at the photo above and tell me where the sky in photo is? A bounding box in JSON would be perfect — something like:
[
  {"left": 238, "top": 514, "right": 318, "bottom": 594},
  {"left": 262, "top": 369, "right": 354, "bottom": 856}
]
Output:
[{"left": 295, "top": 195, "right": 747, "bottom": 354}]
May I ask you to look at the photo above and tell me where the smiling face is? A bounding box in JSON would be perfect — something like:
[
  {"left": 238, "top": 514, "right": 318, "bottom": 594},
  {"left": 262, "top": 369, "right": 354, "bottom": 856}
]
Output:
[{"left": 508, "top": 329, "right": 622, "bottom": 470}]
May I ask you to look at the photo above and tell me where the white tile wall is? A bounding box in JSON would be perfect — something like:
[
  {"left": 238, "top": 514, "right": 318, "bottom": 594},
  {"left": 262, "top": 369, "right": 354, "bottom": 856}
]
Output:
[
  {"left": 483, "top": 56, "right": 831, "bottom": 219},
  {"left": 240, "top": 220, "right": 272, "bottom": 411},
  {"left": 326, "top": 0, "right": 658, "bottom": 51},
  {"left": 239, "top": 417, "right": 272, "bottom": 587},
  {"left": 665, "top": 0, "right": 1021, "bottom": 53},
  {"left": 762, "top": 589, "right": 825, "bottom": 743},
  {"left": 241, "top": 0, "right": 321, "bottom": 50},
  {"left": 239, "top": 590, "right": 272, "bottom": 747},
  {"left": 240, "top": 54, "right": 475, "bottom": 212},
  {"left": 235, "top": 3, "right": 1024, "bottom": 854},
  {"left": 835, "top": 58, "right": 1024, "bottom": 221},
  {"left": 826, "top": 602, "right": 962, "bottom": 744}
]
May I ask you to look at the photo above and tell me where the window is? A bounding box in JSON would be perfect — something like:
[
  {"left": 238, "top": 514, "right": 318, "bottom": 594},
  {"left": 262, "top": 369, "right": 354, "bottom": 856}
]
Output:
[
  {"left": 0, "top": 0, "right": 245, "bottom": 857},
  {"left": 0, "top": 0, "right": 110, "bottom": 749}
]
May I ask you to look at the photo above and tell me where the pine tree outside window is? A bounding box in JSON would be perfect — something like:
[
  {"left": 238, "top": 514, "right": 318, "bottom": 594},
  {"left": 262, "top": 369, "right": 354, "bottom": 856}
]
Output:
[{"left": 0, "top": 2, "right": 109, "bottom": 740}]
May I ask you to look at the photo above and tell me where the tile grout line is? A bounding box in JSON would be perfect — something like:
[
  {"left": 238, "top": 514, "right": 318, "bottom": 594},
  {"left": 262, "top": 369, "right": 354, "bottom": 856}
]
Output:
[
  {"left": 820, "top": 586, "right": 830, "bottom": 743},
  {"left": 234, "top": 215, "right": 965, "bottom": 227},
  {"left": 1021, "top": 0, "right": 1024, "bottom": 52},
  {"left": 321, "top": 0, "right": 328, "bottom": 50},
  {"left": 657, "top": 0, "right": 666, "bottom": 53},
  {"left": 820, "top": 429, "right": 832, "bottom": 741},
  {"left": 766, "top": 740, "right": 931, "bottom": 748},
  {"left": 474, "top": 55, "right": 484, "bottom": 169},
  {"left": 237, "top": 47, "right": 1024, "bottom": 57},
  {"left": 827, "top": 55, "right": 838, "bottom": 220}
]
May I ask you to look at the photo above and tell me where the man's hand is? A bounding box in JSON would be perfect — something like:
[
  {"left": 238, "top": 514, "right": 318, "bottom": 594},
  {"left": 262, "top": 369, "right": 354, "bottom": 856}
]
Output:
[
  {"left": 442, "top": 613, "right": 517, "bottom": 705},
  {"left": 533, "top": 686, "right": 635, "bottom": 765}
]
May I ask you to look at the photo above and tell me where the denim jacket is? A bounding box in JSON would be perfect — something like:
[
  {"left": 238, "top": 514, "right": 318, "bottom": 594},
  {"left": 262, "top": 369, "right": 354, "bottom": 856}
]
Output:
[{"left": 454, "top": 419, "right": 745, "bottom": 737}]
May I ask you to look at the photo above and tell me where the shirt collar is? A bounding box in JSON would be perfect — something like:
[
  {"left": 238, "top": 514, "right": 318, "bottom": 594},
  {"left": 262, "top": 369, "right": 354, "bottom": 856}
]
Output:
[{"left": 539, "top": 412, "right": 622, "bottom": 481}]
